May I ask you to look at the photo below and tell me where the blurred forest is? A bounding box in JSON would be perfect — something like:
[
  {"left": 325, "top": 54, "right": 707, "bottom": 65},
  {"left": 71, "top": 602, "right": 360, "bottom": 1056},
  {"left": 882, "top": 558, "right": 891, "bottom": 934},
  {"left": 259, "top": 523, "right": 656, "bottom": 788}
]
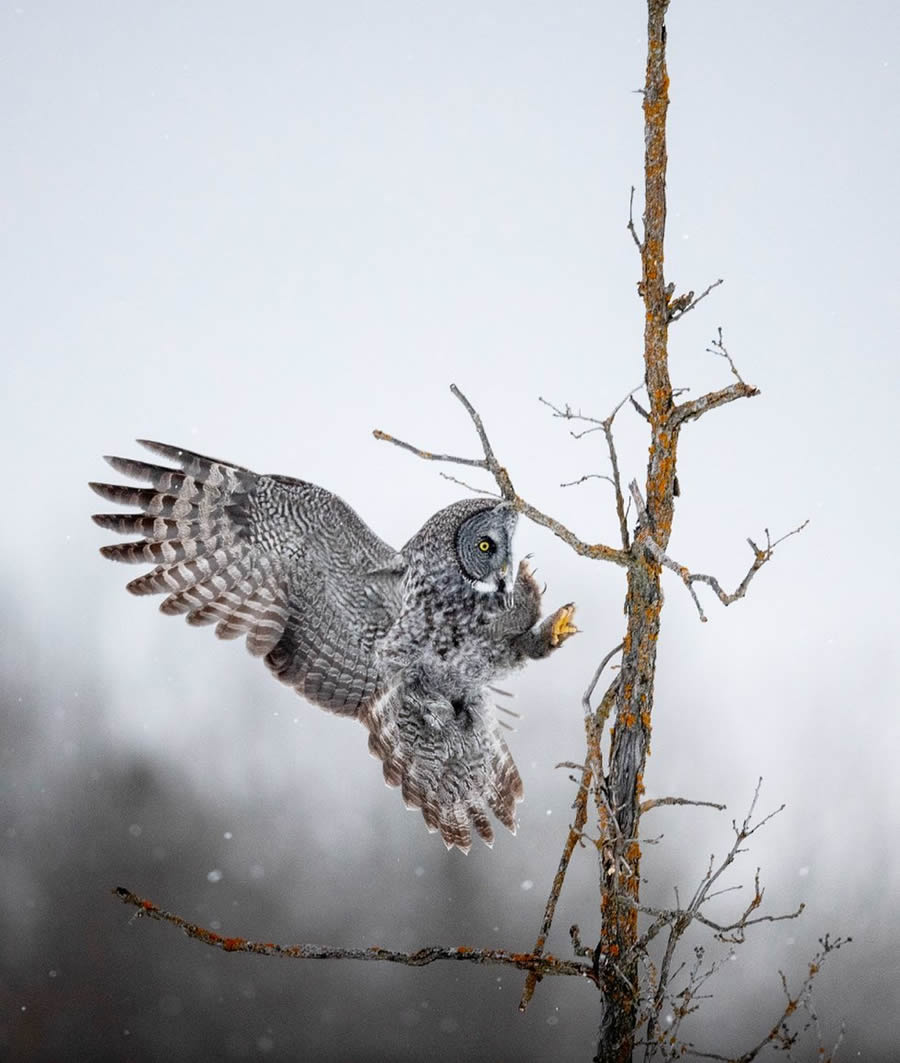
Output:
[{"left": 2, "top": 581, "right": 897, "bottom": 1061}]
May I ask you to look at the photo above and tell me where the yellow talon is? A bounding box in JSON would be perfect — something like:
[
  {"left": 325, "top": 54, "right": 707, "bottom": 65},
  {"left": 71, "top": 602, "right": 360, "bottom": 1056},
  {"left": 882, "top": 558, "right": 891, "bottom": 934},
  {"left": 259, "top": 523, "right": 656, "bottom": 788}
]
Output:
[{"left": 550, "top": 604, "right": 578, "bottom": 647}]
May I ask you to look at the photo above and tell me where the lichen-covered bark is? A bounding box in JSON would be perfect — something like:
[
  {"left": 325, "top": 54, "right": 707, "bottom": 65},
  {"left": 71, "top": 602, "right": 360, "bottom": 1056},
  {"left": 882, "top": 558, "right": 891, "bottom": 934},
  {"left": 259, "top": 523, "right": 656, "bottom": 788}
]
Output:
[{"left": 595, "top": 2, "right": 673, "bottom": 1060}]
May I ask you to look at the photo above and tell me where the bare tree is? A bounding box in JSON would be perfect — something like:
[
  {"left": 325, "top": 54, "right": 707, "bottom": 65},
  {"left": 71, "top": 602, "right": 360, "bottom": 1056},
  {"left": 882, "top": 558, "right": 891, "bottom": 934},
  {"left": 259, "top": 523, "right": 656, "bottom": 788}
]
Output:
[{"left": 114, "top": 2, "right": 847, "bottom": 1059}]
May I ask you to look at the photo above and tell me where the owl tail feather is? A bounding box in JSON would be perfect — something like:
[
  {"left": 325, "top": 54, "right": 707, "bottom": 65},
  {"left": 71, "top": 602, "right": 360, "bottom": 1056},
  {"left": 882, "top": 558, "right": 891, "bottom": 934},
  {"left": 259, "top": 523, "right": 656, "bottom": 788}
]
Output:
[{"left": 363, "top": 684, "right": 523, "bottom": 852}]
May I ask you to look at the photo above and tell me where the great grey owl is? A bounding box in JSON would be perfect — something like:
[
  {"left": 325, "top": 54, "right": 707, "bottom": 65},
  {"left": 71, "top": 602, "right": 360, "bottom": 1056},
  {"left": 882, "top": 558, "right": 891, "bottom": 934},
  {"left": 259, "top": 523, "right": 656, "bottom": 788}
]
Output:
[{"left": 90, "top": 441, "right": 578, "bottom": 851}]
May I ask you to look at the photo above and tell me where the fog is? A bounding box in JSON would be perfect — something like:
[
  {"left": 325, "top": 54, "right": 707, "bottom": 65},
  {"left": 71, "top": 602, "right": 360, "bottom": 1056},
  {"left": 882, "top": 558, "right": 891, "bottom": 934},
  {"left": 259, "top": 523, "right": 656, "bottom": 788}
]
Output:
[{"left": 2, "top": 2, "right": 899, "bottom": 1059}]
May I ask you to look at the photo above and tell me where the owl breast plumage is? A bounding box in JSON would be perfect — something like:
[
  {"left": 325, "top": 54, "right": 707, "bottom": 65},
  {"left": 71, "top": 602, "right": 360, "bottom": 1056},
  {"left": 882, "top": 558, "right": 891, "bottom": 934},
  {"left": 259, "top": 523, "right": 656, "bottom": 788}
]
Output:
[{"left": 91, "top": 441, "right": 577, "bottom": 851}]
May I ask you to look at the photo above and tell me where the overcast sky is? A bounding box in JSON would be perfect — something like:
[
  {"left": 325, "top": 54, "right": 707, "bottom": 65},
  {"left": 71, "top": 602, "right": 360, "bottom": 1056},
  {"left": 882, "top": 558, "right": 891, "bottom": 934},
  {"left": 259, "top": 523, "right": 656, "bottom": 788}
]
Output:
[{"left": 3, "top": 2, "right": 899, "bottom": 1059}]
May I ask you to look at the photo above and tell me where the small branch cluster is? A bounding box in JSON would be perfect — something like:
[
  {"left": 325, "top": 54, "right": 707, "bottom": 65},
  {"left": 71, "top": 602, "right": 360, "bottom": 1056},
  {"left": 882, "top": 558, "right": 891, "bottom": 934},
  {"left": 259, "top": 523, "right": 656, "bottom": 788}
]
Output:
[
  {"left": 680, "top": 934, "right": 850, "bottom": 1063},
  {"left": 629, "top": 481, "right": 808, "bottom": 623},
  {"left": 539, "top": 391, "right": 640, "bottom": 551},
  {"left": 374, "top": 384, "right": 630, "bottom": 567},
  {"left": 627, "top": 781, "right": 836, "bottom": 1060},
  {"left": 670, "top": 331, "right": 760, "bottom": 427},
  {"left": 667, "top": 278, "right": 725, "bottom": 322}
]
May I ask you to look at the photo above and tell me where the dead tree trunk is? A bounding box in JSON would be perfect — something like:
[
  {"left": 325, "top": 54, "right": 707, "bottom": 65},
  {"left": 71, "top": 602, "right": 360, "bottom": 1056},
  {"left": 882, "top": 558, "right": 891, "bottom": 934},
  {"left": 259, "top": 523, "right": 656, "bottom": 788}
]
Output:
[{"left": 595, "top": 3, "right": 674, "bottom": 1059}]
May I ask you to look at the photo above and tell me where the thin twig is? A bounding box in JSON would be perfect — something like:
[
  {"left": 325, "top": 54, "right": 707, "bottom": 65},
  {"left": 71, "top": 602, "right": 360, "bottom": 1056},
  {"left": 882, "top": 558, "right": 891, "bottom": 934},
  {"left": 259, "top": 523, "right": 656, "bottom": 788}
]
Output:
[
  {"left": 439, "top": 471, "right": 500, "bottom": 497},
  {"left": 112, "top": 887, "right": 596, "bottom": 983},
  {"left": 371, "top": 431, "right": 485, "bottom": 469},
  {"left": 628, "top": 185, "right": 644, "bottom": 251},
  {"left": 541, "top": 389, "right": 640, "bottom": 550},
  {"left": 707, "top": 327, "right": 745, "bottom": 384},
  {"left": 682, "top": 936, "right": 851, "bottom": 1063},
  {"left": 629, "top": 479, "right": 808, "bottom": 622},
  {"left": 670, "top": 522, "right": 810, "bottom": 622},
  {"left": 519, "top": 768, "right": 592, "bottom": 1011},
  {"left": 630, "top": 394, "right": 650, "bottom": 421},
  {"left": 519, "top": 641, "right": 625, "bottom": 1012},
  {"left": 668, "top": 278, "right": 724, "bottom": 322},
  {"left": 560, "top": 474, "right": 616, "bottom": 489},
  {"left": 640, "top": 796, "right": 726, "bottom": 813},
  {"left": 669, "top": 331, "right": 759, "bottom": 426},
  {"left": 583, "top": 642, "right": 626, "bottom": 716}
]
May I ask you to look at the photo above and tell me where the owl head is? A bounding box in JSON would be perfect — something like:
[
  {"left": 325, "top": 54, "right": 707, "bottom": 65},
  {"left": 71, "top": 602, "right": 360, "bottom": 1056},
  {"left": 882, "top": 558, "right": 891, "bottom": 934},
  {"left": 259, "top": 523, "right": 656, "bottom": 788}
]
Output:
[{"left": 454, "top": 501, "right": 518, "bottom": 604}]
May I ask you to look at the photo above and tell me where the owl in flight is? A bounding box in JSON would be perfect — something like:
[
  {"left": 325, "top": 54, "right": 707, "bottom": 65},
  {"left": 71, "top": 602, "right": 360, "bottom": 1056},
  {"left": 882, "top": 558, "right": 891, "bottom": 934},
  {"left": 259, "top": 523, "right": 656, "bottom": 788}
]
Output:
[{"left": 91, "top": 441, "right": 578, "bottom": 851}]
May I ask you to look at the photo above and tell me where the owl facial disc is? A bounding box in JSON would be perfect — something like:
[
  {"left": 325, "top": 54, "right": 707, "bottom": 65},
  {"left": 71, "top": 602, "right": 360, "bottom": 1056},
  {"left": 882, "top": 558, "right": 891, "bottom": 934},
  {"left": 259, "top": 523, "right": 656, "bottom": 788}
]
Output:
[{"left": 455, "top": 502, "right": 517, "bottom": 607}]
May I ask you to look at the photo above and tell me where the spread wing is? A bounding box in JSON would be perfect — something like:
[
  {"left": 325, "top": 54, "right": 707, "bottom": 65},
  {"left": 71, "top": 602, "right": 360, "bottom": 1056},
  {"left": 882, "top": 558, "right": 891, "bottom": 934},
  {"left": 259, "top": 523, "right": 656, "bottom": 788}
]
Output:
[
  {"left": 91, "top": 440, "right": 401, "bottom": 715},
  {"left": 363, "top": 686, "right": 524, "bottom": 851}
]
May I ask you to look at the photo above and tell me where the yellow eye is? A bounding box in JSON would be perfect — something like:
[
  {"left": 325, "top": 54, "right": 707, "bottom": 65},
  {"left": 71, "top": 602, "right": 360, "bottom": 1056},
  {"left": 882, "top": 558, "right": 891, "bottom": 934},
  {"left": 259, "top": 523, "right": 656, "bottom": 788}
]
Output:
[{"left": 478, "top": 539, "right": 492, "bottom": 553}]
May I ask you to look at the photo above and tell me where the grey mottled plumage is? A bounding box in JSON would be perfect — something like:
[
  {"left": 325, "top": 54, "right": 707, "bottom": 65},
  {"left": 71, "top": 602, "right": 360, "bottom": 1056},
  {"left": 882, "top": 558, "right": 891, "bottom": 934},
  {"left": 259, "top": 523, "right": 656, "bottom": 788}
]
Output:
[{"left": 90, "top": 441, "right": 578, "bottom": 851}]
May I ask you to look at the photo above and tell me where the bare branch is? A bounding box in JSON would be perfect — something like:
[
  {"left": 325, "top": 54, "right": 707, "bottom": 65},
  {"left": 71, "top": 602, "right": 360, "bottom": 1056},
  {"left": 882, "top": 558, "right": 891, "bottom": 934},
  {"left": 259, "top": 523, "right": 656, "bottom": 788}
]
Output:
[
  {"left": 707, "top": 327, "right": 745, "bottom": 384},
  {"left": 112, "top": 887, "right": 596, "bottom": 983},
  {"left": 640, "top": 796, "right": 726, "bottom": 814},
  {"left": 520, "top": 641, "right": 625, "bottom": 1012},
  {"left": 630, "top": 395, "right": 650, "bottom": 421},
  {"left": 560, "top": 473, "right": 616, "bottom": 489},
  {"left": 448, "top": 383, "right": 504, "bottom": 474},
  {"left": 677, "top": 522, "right": 810, "bottom": 620},
  {"left": 519, "top": 766, "right": 592, "bottom": 1011},
  {"left": 635, "top": 780, "right": 790, "bottom": 957},
  {"left": 668, "top": 278, "right": 724, "bottom": 322},
  {"left": 628, "top": 185, "right": 644, "bottom": 251},
  {"left": 376, "top": 385, "right": 631, "bottom": 568},
  {"left": 542, "top": 388, "right": 640, "bottom": 550},
  {"left": 583, "top": 642, "right": 626, "bottom": 716},
  {"left": 682, "top": 935, "right": 852, "bottom": 1063},
  {"left": 439, "top": 471, "right": 500, "bottom": 497},
  {"left": 669, "top": 381, "right": 760, "bottom": 428},
  {"left": 371, "top": 431, "right": 485, "bottom": 470},
  {"left": 670, "top": 330, "right": 760, "bottom": 427},
  {"left": 629, "top": 480, "right": 809, "bottom": 622}
]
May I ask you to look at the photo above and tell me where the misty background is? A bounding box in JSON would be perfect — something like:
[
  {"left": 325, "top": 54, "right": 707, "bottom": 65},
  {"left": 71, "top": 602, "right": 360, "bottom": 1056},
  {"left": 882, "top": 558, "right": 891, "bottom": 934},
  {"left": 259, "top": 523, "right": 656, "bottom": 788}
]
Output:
[{"left": 3, "top": 1, "right": 899, "bottom": 1059}]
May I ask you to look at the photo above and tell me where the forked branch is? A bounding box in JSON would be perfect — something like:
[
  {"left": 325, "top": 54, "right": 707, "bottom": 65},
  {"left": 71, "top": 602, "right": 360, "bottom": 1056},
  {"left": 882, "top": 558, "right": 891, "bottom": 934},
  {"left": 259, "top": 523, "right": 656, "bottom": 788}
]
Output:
[
  {"left": 670, "top": 330, "right": 759, "bottom": 427},
  {"left": 519, "top": 641, "right": 625, "bottom": 1012},
  {"left": 682, "top": 935, "right": 851, "bottom": 1063},
  {"left": 636, "top": 781, "right": 811, "bottom": 1056},
  {"left": 540, "top": 389, "right": 641, "bottom": 550},
  {"left": 375, "top": 384, "right": 630, "bottom": 567},
  {"left": 629, "top": 480, "right": 808, "bottom": 623}
]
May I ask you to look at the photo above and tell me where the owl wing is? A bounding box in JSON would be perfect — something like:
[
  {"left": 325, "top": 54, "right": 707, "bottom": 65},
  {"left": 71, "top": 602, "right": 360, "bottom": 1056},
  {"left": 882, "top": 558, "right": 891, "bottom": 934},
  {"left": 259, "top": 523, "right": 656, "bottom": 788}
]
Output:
[
  {"left": 364, "top": 686, "right": 524, "bottom": 851},
  {"left": 91, "top": 440, "right": 402, "bottom": 715}
]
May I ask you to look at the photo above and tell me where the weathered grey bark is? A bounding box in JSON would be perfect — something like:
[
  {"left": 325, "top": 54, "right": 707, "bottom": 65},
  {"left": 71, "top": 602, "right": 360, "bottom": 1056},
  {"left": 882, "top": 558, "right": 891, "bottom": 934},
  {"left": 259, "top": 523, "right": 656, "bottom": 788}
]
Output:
[{"left": 593, "top": 3, "right": 673, "bottom": 1058}]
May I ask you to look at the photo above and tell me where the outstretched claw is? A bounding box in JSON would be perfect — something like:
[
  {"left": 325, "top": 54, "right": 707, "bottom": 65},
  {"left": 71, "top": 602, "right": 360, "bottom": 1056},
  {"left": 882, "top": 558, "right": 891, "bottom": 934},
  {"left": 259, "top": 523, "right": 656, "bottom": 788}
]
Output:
[{"left": 549, "top": 604, "right": 579, "bottom": 647}]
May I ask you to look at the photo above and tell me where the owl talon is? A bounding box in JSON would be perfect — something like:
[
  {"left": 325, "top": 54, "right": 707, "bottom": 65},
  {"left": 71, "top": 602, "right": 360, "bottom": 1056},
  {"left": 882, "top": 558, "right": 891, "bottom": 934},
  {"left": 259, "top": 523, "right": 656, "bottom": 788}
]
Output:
[{"left": 549, "top": 604, "right": 578, "bottom": 647}]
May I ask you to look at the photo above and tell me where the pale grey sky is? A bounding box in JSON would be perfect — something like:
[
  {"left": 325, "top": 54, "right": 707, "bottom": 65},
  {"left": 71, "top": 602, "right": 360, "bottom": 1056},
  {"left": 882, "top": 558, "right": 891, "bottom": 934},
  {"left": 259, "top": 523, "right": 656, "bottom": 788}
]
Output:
[{"left": 2, "top": 2, "right": 899, "bottom": 1059}]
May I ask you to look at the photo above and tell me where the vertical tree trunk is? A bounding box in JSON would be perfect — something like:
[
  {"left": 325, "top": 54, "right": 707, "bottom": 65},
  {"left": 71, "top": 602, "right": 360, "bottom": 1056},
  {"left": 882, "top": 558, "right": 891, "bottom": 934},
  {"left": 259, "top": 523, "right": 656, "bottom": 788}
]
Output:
[{"left": 595, "top": 2, "right": 673, "bottom": 1059}]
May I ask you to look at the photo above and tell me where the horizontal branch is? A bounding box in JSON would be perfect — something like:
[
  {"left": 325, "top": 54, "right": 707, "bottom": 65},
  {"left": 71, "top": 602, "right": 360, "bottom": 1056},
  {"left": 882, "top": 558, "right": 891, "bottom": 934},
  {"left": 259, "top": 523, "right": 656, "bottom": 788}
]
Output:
[
  {"left": 667, "top": 277, "right": 724, "bottom": 322},
  {"left": 112, "top": 887, "right": 595, "bottom": 983},
  {"left": 374, "top": 384, "right": 630, "bottom": 567},
  {"left": 670, "top": 381, "right": 759, "bottom": 427},
  {"left": 670, "top": 329, "right": 758, "bottom": 426},
  {"left": 640, "top": 796, "right": 726, "bottom": 814}
]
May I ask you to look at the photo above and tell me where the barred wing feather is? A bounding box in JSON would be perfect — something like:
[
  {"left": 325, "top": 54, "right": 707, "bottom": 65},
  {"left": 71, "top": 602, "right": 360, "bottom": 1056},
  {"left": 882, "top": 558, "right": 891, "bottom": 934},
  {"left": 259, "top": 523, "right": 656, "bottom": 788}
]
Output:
[{"left": 91, "top": 440, "right": 398, "bottom": 716}]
